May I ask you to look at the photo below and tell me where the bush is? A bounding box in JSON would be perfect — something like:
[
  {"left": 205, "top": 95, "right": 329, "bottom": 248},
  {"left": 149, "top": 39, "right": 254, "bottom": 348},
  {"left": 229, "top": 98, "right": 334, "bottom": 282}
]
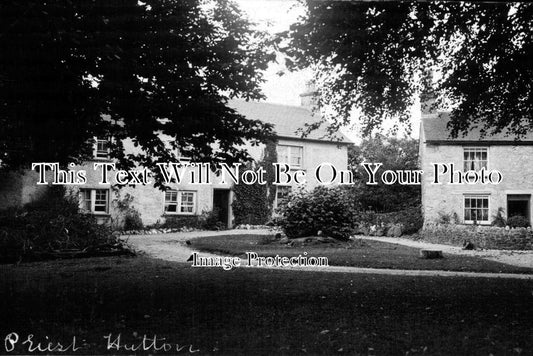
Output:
[
  {"left": 277, "top": 186, "right": 358, "bottom": 240},
  {"left": 124, "top": 210, "right": 143, "bottom": 231},
  {"left": 354, "top": 206, "right": 423, "bottom": 236},
  {"left": 377, "top": 206, "right": 423, "bottom": 235},
  {"left": 0, "top": 186, "right": 123, "bottom": 263},
  {"left": 157, "top": 215, "right": 202, "bottom": 230},
  {"left": 491, "top": 207, "right": 507, "bottom": 227},
  {"left": 155, "top": 209, "right": 226, "bottom": 231},
  {"left": 201, "top": 208, "right": 227, "bottom": 231},
  {"left": 114, "top": 193, "right": 144, "bottom": 231},
  {"left": 507, "top": 215, "right": 529, "bottom": 228}
]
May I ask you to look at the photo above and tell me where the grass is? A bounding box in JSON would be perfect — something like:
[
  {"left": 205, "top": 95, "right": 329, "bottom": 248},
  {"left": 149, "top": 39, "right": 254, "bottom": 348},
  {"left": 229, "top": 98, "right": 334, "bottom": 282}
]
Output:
[
  {"left": 188, "top": 234, "right": 533, "bottom": 274},
  {"left": 1, "top": 256, "right": 533, "bottom": 355}
]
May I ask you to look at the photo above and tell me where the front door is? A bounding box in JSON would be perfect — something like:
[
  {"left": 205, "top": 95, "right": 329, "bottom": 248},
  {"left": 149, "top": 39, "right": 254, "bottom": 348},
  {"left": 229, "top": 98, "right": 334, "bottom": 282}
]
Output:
[
  {"left": 507, "top": 194, "right": 530, "bottom": 222},
  {"left": 213, "top": 189, "right": 231, "bottom": 228}
]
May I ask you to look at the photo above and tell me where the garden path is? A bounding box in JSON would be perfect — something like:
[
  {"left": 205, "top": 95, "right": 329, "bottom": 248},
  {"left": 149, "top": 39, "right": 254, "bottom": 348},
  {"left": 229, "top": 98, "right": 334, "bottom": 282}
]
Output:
[{"left": 125, "top": 229, "right": 533, "bottom": 280}]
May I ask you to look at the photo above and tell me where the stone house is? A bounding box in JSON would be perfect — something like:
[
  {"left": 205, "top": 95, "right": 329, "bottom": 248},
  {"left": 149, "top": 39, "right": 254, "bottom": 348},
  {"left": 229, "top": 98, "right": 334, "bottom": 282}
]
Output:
[
  {"left": 419, "top": 101, "right": 533, "bottom": 226},
  {"left": 0, "top": 97, "right": 351, "bottom": 228}
]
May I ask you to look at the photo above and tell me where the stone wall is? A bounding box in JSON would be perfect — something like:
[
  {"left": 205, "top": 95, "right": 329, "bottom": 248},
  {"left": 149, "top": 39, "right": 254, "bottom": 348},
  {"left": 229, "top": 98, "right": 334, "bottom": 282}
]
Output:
[{"left": 421, "top": 224, "right": 533, "bottom": 250}]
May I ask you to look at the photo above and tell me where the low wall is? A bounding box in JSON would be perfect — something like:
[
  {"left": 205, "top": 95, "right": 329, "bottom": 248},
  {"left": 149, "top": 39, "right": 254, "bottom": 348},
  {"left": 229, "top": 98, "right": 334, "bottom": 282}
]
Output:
[{"left": 421, "top": 224, "right": 533, "bottom": 250}]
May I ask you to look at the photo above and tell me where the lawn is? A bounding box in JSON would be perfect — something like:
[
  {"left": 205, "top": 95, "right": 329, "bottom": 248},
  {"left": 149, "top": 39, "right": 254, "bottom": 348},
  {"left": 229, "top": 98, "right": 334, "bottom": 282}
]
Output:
[
  {"left": 1, "top": 256, "right": 533, "bottom": 355},
  {"left": 188, "top": 234, "right": 533, "bottom": 274}
]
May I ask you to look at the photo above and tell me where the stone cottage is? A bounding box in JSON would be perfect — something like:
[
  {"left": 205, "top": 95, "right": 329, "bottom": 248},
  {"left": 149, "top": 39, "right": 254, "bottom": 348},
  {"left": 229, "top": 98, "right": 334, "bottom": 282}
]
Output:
[
  {"left": 419, "top": 99, "right": 533, "bottom": 226},
  {"left": 0, "top": 95, "right": 351, "bottom": 228}
]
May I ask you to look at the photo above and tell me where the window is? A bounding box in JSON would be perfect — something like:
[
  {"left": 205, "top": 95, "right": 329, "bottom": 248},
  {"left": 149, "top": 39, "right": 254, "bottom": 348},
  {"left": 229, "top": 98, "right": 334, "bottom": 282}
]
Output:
[
  {"left": 278, "top": 145, "right": 303, "bottom": 168},
  {"left": 276, "top": 186, "right": 292, "bottom": 207},
  {"left": 94, "top": 138, "right": 110, "bottom": 159},
  {"left": 463, "top": 147, "right": 487, "bottom": 171},
  {"left": 164, "top": 190, "right": 196, "bottom": 214},
  {"left": 464, "top": 195, "right": 489, "bottom": 223},
  {"left": 80, "top": 189, "right": 109, "bottom": 214}
]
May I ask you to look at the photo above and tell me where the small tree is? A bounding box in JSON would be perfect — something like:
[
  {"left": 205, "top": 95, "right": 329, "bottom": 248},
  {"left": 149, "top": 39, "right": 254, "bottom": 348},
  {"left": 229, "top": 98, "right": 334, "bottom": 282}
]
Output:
[{"left": 349, "top": 134, "right": 421, "bottom": 212}]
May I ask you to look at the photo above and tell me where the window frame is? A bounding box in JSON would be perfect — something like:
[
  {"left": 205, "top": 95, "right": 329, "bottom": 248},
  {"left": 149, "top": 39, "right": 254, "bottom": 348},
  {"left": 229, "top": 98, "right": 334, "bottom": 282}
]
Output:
[
  {"left": 80, "top": 188, "right": 109, "bottom": 215},
  {"left": 463, "top": 147, "right": 488, "bottom": 172},
  {"left": 463, "top": 194, "right": 490, "bottom": 224},
  {"left": 278, "top": 144, "right": 304, "bottom": 168},
  {"left": 275, "top": 185, "right": 292, "bottom": 208},
  {"left": 164, "top": 190, "right": 197, "bottom": 215},
  {"left": 94, "top": 138, "right": 110, "bottom": 160}
]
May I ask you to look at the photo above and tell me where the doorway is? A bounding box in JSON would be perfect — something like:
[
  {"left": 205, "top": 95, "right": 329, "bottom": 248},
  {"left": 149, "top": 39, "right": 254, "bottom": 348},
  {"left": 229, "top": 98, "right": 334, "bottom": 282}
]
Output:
[
  {"left": 507, "top": 194, "right": 530, "bottom": 222},
  {"left": 213, "top": 189, "right": 231, "bottom": 228}
]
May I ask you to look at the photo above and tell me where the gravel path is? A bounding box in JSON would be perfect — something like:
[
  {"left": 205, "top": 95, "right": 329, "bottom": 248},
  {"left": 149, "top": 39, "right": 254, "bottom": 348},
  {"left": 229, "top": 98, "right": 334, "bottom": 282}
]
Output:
[{"left": 123, "top": 229, "right": 533, "bottom": 279}]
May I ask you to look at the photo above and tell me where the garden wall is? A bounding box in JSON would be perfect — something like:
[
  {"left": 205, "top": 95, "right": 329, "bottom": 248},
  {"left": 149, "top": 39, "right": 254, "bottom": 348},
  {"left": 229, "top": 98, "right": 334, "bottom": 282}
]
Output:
[{"left": 421, "top": 224, "right": 533, "bottom": 250}]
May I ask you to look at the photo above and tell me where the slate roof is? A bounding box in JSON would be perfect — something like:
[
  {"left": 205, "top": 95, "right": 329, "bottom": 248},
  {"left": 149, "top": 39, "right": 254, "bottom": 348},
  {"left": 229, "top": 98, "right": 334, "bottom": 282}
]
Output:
[
  {"left": 228, "top": 99, "right": 352, "bottom": 144},
  {"left": 422, "top": 112, "right": 533, "bottom": 144}
]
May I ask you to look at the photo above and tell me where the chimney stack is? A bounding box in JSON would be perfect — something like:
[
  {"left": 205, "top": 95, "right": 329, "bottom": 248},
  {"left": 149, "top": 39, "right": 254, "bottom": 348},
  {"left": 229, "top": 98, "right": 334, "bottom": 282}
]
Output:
[
  {"left": 299, "top": 80, "right": 317, "bottom": 108},
  {"left": 420, "top": 91, "right": 438, "bottom": 119}
]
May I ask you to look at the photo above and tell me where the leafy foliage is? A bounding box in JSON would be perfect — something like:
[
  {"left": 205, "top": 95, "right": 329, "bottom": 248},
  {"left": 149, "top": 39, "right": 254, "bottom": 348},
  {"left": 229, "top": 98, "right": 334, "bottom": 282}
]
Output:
[
  {"left": 151, "top": 208, "right": 225, "bottom": 231},
  {"left": 113, "top": 192, "right": 143, "bottom": 230},
  {"left": 371, "top": 207, "right": 423, "bottom": 235},
  {"left": 277, "top": 186, "right": 359, "bottom": 240},
  {"left": 232, "top": 140, "right": 277, "bottom": 225},
  {"left": 282, "top": 2, "right": 533, "bottom": 138},
  {"left": 349, "top": 134, "right": 420, "bottom": 212},
  {"left": 0, "top": 186, "right": 121, "bottom": 263},
  {"left": 0, "top": 0, "right": 275, "bottom": 185},
  {"left": 491, "top": 207, "right": 507, "bottom": 228},
  {"left": 507, "top": 215, "right": 530, "bottom": 228}
]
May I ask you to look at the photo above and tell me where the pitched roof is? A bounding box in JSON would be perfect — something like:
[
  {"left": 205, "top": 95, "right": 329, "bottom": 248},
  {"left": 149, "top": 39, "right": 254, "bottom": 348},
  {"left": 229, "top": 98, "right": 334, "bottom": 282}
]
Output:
[
  {"left": 422, "top": 112, "right": 533, "bottom": 144},
  {"left": 228, "top": 99, "right": 352, "bottom": 144}
]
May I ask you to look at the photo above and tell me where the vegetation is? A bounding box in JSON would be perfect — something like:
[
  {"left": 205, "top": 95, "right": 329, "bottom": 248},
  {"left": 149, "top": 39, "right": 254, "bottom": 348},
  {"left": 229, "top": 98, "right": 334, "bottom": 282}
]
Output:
[
  {"left": 492, "top": 207, "right": 507, "bottom": 227},
  {"left": 3, "top": 256, "right": 533, "bottom": 355},
  {"left": 232, "top": 140, "right": 278, "bottom": 225},
  {"left": 349, "top": 134, "right": 420, "bottom": 212},
  {"left": 282, "top": 2, "right": 533, "bottom": 138},
  {"left": 0, "top": 186, "right": 127, "bottom": 263},
  {"left": 277, "top": 186, "right": 359, "bottom": 240},
  {"left": 507, "top": 215, "right": 530, "bottom": 228},
  {"left": 113, "top": 192, "right": 143, "bottom": 231},
  {"left": 148, "top": 209, "right": 226, "bottom": 231},
  {"left": 358, "top": 206, "right": 424, "bottom": 236},
  {"left": 0, "top": 0, "right": 275, "bottom": 186}
]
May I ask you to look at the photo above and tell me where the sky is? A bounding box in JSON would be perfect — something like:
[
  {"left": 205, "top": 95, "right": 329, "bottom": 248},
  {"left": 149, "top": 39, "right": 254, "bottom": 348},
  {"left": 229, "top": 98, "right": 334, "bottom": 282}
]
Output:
[
  {"left": 236, "top": 0, "right": 308, "bottom": 106},
  {"left": 235, "top": 0, "right": 421, "bottom": 141}
]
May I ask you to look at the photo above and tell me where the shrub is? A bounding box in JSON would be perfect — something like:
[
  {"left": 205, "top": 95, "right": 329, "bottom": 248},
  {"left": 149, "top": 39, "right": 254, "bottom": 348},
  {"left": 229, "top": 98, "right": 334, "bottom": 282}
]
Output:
[
  {"left": 507, "top": 215, "right": 529, "bottom": 228},
  {"left": 158, "top": 215, "right": 202, "bottom": 230},
  {"left": 355, "top": 206, "right": 423, "bottom": 236},
  {"left": 113, "top": 192, "right": 144, "bottom": 231},
  {"left": 381, "top": 206, "right": 423, "bottom": 235},
  {"left": 491, "top": 207, "right": 507, "bottom": 227},
  {"left": 0, "top": 186, "right": 123, "bottom": 263},
  {"left": 156, "top": 209, "right": 225, "bottom": 231},
  {"left": 124, "top": 210, "right": 143, "bottom": 231},
  {"left": 277, "top": 186, "right": 358, "bottom": 240},
  {"left": 435, "top": 211, "right": 459, "bottom": 225},
  {"left": 201, "top": 208, "right": 226, "bottom": 230}
]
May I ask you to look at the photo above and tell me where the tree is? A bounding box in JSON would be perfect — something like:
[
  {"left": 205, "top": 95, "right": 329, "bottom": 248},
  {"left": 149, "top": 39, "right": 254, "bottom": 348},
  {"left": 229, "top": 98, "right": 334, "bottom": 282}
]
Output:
[
  {"left": 282, "top": 2, "right": 533, "bottom": 138},
  {"left": 0, "top": 0, "right": 275, "bottom": 185},
  {"left": 349, "top": 134, "right": 420, "bottom": 212}
]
